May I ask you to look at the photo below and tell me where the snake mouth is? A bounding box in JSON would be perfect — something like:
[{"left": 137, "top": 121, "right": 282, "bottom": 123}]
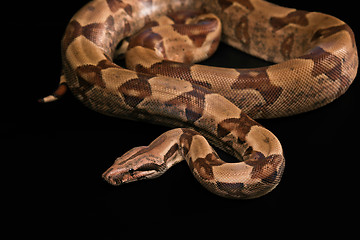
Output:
[
  {"left": 102, "top": 167, "right": 122, "bottom": 186},
  {"left": 102, "top": 167, "right": 158, "bottom": 186},
  {"left": 105, "top": 176, "right": 123, "bottom": 186}
]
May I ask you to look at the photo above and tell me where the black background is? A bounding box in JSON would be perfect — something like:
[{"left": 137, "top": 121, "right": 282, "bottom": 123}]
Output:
[{"left": 5, "top": 0, "right": 359, "bottom": 232}]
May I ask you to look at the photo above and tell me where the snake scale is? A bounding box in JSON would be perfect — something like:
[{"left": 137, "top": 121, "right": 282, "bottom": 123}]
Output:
[{"left": 43, "top": 0, "right": 358, "bottom": 199}]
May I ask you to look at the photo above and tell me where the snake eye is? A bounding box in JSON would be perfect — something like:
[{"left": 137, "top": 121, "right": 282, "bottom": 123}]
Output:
[{"left": 128, "top": 168, "right": 135, "bottom": 176}]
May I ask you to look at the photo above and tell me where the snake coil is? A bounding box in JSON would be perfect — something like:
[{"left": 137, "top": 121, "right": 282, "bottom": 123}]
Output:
[{"left": 43, "top": 0, "right": 357, "bottom": 199}]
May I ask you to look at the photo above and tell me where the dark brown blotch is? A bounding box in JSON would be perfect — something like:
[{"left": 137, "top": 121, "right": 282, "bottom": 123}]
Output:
[
  {"left": 71, "top": 71, "right": 94, "bottom": 103},
  {"left": 165, "top": 84, "right": 208, "bottom": 123},
  {"left": 270, "top": 10, "right": 309, "bottom": 31},
  {"left": 231, "top": 68, "right": 283, "bottom": 105},
  {"left": 75, "top": 59, "right": 116, "bottom": 89},
  {"left": 136, "top": 61, "right": 192, "bottom": 81},
  {"left": 62, "top": 20, "right": 82, "bottom": 50},
  {"left": 76, "top": 64, "right": 105, "bottom": 88},
  {"left": 135, "top": 61, "right": 212, "bottom": 89},
  {"left": 193, "top": 153, "right": 224, "bottom": 180},
  {"left": 218, "top": 0, "right": 254, "bottom": 11},
  {"left": 217, "top": 113, "right": 260, "bottom": 142},
  {"left": 106, "top": 0, "right": 132, "bottom": 15},
  {"left": 216, "top": 181, "right": 246, "bottom": 197},
  {"left": 245, "top": 153, "right": 284, "bottom": 184},
  {"left": 163, "top": 143, "right": 179, "bottom": 162},
  {"left": 301, "top": 47, "right": 342, "bottom": 81},
  {"left": 179, "top": 128, "right": 200, "bottom": 156},
  {"left": 69, "top": 16, "right": 116, "bottom": 56},
  {"left": 167, "top": 10, "right": 203, "bottom": 24},
  {"left": 128, "top": 29, "right": 166, "bottom": 58},
  {"left": 172, "top": 17, "right": 219, "bottom": 48},
  {"left": 118, "top": 73, "right": 152, "bottom": 107},
  {"left": 311, "top": 24, "right": 356, "bottom": 47}
]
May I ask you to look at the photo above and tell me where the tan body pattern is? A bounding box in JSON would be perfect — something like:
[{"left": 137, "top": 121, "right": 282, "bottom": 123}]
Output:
[{"left": 54, "top": 0, "right": 357, "bottom": 199}]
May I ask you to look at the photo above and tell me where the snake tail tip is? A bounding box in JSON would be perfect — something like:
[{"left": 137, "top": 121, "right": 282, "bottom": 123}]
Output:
[
  {"left": 38, "top": 83, "right": 68, "bottom": 103},
  {"left": 38, "top": 95, "right": 59, "bottom": 103}
]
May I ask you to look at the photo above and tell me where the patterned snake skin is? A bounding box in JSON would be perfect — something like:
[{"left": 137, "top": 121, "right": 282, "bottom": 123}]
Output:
[{"left": 43, "top": 0, "right": 358, "bottom": 199}]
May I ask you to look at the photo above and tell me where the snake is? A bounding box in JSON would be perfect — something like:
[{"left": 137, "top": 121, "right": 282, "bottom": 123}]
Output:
[{"left": 41, "top": 0, "right": 358, "bottom": 199}]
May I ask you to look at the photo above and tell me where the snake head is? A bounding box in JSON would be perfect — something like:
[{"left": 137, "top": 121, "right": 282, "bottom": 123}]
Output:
[{"left": 102, "top": 146, "right": 167, "bottom": 186}]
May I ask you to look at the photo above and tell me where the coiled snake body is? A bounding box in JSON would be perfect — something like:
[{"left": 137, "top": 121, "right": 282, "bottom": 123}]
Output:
[{"left": 45, "top": 0, "right": 358, "bottom": 199}]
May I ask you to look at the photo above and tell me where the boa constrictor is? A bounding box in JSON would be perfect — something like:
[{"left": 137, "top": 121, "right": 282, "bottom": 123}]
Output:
[{"left": 43, "top": 0, "right": 358, "bottom": 199}]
